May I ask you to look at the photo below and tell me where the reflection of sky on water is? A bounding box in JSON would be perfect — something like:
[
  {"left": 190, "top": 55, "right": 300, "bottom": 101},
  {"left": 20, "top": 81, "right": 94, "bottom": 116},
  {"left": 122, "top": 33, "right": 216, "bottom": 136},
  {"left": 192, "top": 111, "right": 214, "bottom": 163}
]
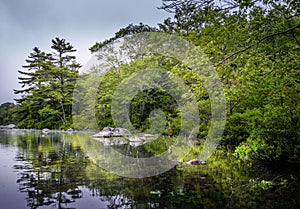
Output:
[
  {"left": 0, "top": 145, "right": 27, "bottom": 209},
  {"left": 62, "top": 186, "right": 133, "bottom": 209},
  {"left": 35, "top": 186, "right": 130, "bottom": 209}
]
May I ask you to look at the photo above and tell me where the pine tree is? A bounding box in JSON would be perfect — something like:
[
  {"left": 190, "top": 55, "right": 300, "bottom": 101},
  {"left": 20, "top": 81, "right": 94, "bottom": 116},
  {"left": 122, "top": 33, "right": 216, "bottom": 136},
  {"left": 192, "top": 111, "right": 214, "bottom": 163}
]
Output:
[
  {"left": 48, "top": 38, "right": 81, "bottom": 127},
  {"left": 14, "top": 38, "right": 80, "bottom": 129},
  {"left": 14, "top": 47, "right": 53, "bottom": 128}
]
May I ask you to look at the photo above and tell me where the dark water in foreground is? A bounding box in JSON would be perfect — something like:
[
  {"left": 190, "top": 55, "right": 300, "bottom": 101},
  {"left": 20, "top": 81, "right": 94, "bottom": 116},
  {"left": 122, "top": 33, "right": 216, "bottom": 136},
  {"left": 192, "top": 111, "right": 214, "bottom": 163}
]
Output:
[{"left": 0, "top": 130, "right": 300, "bottom": 209}]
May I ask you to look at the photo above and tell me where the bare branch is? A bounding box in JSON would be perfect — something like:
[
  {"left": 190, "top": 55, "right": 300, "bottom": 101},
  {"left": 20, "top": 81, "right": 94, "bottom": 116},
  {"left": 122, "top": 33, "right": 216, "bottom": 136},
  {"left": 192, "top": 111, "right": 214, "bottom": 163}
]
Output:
[
  {"left": 158, "top": 0, "right": 240, "bottom": 13},
  {"left": 218, "top": 24, "right": 300, "bottom": 65}
]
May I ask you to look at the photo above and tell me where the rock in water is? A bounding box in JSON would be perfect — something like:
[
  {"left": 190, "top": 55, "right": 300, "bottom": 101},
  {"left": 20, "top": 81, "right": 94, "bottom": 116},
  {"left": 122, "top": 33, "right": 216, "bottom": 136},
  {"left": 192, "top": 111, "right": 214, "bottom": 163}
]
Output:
[
  {"left": 7, "top": 124, "right": 16, "bottom": 129},
  {"left": 92, "top": 127, "right": 131, "bottom": 138},
  {"left": 42, "top": 128, "right": 49, "bottom": 134},
  {"left": 114, "top": 128, "right": 131, "bottom": 135},
  {"left": 128, "top": 136, "right": 146, "bottom": 142},
  {"left": 186, "top": 159, "right": 206, "bottom": 165},
  {"left": 128, "top": 136, "right": 146, "bottom": 147}
]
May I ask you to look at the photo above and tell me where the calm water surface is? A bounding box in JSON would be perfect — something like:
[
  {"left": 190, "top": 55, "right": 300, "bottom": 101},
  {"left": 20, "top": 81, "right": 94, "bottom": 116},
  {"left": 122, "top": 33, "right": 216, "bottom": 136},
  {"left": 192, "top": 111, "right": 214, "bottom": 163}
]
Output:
[{"left": 0, "top": 130, "right": 299, "bottom": 209}]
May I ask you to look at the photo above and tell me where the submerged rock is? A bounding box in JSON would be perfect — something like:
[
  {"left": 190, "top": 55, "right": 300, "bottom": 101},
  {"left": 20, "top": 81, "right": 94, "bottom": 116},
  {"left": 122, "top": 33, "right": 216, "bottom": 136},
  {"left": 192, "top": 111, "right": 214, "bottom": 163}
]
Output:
[{"left": 93, "top": 137, "right": 128, "bottom": 146}]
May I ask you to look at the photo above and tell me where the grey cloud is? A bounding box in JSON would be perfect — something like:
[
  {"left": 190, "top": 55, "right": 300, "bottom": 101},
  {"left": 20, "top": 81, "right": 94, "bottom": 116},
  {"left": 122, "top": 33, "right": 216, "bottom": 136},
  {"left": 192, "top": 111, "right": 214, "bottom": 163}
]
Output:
[{"left": 0, "top": 0, "right": 169, "bottom": 103}]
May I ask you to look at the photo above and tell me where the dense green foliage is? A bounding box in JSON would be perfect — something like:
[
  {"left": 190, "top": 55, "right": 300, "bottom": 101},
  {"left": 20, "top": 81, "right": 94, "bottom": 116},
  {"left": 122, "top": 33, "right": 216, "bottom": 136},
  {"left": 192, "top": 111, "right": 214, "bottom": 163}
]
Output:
[
  {"left": 87, "top": 0, "right": 299, "bottom": 162},
  {"left": 13, "top": 38, "right": 80, "bottom": 129},
  {"left": 93, "top": 56, "right": 186, "bottom": 135},
  {"left": 0, "top": 102, "right": 17, "bottom": 125}
]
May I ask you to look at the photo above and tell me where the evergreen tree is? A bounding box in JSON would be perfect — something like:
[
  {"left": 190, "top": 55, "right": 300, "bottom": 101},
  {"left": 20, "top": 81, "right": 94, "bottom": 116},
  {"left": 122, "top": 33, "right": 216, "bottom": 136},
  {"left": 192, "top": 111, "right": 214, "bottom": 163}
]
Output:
[
  {"left": 48, "top": 38, "right": 81, "bottom": 127},
  {"left": 14, "top": 47, "right": 54, "bottom": 128},
  {"left": 14, "top": 38, "right": 80, "bottom": 129}
]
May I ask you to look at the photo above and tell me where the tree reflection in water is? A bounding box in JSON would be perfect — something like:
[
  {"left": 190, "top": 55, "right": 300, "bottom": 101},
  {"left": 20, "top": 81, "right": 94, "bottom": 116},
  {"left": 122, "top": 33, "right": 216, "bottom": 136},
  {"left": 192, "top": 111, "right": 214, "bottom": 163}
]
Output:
[
  {"left": 15, "top": 133, "right": 86, "bottom": 209},
  {"left": 3, "top": 131, "right": 300, "bottom": 209}
]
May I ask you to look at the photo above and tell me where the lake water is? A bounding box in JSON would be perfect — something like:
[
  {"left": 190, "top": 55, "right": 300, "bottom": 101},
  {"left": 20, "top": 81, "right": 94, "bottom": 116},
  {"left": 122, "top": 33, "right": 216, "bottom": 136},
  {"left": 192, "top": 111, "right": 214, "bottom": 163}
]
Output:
[{"left": 0, "top": 129, "right": 299, "bottom": 209}]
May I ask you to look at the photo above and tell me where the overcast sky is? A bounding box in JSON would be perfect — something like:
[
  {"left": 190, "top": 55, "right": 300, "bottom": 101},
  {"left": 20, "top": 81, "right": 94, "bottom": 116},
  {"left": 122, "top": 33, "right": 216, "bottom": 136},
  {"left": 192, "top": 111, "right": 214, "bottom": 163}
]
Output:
[{"left": 0, "top": 0, "right": 170, "bottom": 104}]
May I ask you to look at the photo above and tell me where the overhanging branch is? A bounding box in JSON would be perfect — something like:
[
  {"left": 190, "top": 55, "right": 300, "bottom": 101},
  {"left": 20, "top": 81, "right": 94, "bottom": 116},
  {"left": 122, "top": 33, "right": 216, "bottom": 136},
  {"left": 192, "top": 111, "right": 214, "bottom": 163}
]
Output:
[{"left": 218, "top": 24, "right": 300, "bottom": 65}]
